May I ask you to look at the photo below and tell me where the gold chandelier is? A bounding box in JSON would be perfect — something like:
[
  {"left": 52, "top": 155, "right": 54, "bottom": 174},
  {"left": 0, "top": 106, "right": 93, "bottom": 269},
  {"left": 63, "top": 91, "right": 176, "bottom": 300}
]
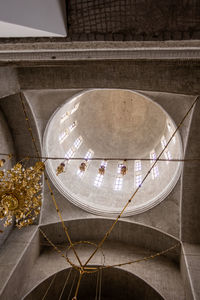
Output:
[
  {"left": 0, "top": 92, "right": 195, "bottom": 299},
  {"left": 0, "top": 160, "right": 45, "bottom": 228}
]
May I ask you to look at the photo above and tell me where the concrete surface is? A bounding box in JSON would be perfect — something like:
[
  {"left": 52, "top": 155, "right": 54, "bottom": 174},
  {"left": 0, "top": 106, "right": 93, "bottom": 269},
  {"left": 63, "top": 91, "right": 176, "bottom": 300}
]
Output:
[
  {"left": 0, "top": 41, "right": 199, "bottom": 299},
  {"left": 0, "top": 0, "right": 67, "bottom": 37},
  {"left": 0, "top": 109, "right": 15, "bottom": 246}
]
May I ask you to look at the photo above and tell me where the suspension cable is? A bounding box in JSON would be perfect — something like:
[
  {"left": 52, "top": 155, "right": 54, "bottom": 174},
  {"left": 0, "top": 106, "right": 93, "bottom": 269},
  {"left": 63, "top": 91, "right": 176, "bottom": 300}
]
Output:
[
  {"left": 84, "top": 95, "right": 199, "bottom": 267},
  {"left": 67, "top": 270, "right": 77, "bottom": 300},
  {"left": 59, "top": 268, "right": 72, "bottom": 300},
  {"left": 20, "top": 92, "right": 84, "bottom": 269},
  {"left": 41, "top": 273, "right": 56, "bottom": 300}
]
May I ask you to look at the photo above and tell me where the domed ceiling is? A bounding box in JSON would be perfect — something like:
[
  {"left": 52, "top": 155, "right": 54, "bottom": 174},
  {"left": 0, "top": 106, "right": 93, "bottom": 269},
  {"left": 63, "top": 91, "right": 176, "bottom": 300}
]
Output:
[{"left": 44, "top": 89, "right": 183, "bottom": 216}]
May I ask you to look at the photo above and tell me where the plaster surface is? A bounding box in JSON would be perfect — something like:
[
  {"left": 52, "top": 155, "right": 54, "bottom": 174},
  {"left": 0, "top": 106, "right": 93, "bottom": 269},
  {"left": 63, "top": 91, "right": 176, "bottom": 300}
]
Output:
[
  {"left": 22, "top": 89, "right": 195, "bottom": 238},
  {"left": 181, "top": 99, "right": 200, "bottom": 244},
  {"left": 182, "top": 243, "right": 200, "bottom": 300},
  {"left": 19, "top": 225, "right": 183, "bottom": 300},
  {"left": 17, "top": 60, "right": 200, "bottom": 95},
  {"left": 24, "top": 267, "right": 165, "bottom": 300},
  {"left": 0, "top": 109, "right": 15, "bottom": 246},
  {"left": 0, "top": 67, "right": 19, "bottom": 99},
  {"left": 0, "top": 52, "right": 199, "bottom": 299},
  {"left": 44, "top": 89, "right": 183, "bottom": 216},
  {"left": 0, "top": 0, "right": 67, "bottom": 37}
]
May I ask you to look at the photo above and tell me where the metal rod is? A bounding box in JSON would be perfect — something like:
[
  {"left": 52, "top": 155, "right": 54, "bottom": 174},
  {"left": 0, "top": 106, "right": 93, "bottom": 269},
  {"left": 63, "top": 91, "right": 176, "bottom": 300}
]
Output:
[
  {"left": 59, "top": 268, "right": 72, "bottom": 300},
  {"left": 1, "top": 152, "right": 200, "bottom": 162},
  {"left": 84, "top": 95, "right": 199, "bottom": 267},
  {"left": 42, "top": 273, "right": 56, "bottom": 300}
]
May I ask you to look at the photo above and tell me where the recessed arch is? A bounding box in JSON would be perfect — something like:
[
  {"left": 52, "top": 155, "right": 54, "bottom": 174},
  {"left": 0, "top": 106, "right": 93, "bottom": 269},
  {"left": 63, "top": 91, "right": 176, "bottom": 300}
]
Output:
[{"left": 24, "top": 267, "right": 165, "bottom": 300}]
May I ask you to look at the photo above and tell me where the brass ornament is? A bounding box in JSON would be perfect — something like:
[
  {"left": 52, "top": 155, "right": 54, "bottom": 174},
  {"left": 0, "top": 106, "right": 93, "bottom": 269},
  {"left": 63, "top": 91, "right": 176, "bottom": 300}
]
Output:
[
  {"left": 56, "top": 163, "right": 65, "bottom": 176},
  {"left": 20, "top": 94, "right": 198, "bottom": 300},
  {"left": 79, "top": 161, "right": 87, "bottom": 172},
  {"left": 65, "top": 240, "right": 105, "bottom": 274},
  {"left": 0, "top": 159, "right": 5, "bottom": 168},
  {"left": 0, "top": 161, "right": 44, "bottom": 228},
  {"left": 120, "top": 160, "right": 128, "bottom": 176},
  {"left": 98, "top": 165, "right": 105, "bottom": 175}
]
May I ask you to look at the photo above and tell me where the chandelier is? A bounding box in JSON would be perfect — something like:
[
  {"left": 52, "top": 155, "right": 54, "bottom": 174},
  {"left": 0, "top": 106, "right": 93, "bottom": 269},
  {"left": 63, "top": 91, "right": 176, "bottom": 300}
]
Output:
[
  {"left": 0, "top": 92, "right": 196, "bottom": 299},
  {"left": 0, "top": 160, "right": 45, "bottom": 228}
]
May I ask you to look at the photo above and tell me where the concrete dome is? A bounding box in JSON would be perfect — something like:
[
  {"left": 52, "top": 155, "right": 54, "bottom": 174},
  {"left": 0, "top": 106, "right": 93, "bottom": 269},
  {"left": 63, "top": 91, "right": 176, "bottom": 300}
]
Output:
[{"left": 44, "top": 89, "right": 183, "bottom": 216}]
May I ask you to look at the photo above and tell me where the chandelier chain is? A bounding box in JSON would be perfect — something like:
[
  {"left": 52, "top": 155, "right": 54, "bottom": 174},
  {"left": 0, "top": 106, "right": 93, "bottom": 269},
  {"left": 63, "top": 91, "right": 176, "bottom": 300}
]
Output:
[
  {"left": 84, "top": 95, "right": 199, "bottom": 267},
  {"left": 1, "top": 152, "right": 200, "bottom": 163},
  {"left": 58, "top": 268, "right": 72, "bottom": 300},
  {"left": 20, "top": 92, "right": 84, "bottom": 269},
  {"left": 39, "top": 227, "right": 180, "bottom": 271},
  {"left": 18, "top": 91, "right": 199, "bottom": 300},
  {"left": 41, "top": 273, "right": 56, "bottom": 300}
]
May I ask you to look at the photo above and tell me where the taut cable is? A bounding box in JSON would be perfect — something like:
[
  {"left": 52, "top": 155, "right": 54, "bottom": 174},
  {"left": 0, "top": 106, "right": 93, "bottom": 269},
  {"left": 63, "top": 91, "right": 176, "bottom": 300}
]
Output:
[
  {"left": 1, "top": 152, "right": 200, "bottom": 162},
  {"left": 58, "top": 268, "right": 72, "bottom": 300},
  {"left": 84, "top": 95, "right": 199, "bottom": 267},
  {"left": 41, "top": 273, "right": 56, "bottom": 300},
  {"left": 20, "top": 92, "right": 84, "bottom": 269}
]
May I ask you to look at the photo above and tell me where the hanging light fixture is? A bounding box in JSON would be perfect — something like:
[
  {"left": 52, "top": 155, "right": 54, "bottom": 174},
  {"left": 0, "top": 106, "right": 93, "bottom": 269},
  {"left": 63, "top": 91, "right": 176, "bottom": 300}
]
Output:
[
  {"left": 0, "top": 160, "right": 45, "bottom": 228},
  {"left": 56, "top": 162, "right": 66, "bottom": 176},
  {"left": 120, "top": 160, "right": 128, "bottom": 176},
  {"left": 79, "top": 161, "right": 87, "bottom": 172},
  {"left": 0, "top": 159, "right": 5, "bottom": 168},
  {"left": 98, "top": 161, "right": 107, "bottom": 175}
]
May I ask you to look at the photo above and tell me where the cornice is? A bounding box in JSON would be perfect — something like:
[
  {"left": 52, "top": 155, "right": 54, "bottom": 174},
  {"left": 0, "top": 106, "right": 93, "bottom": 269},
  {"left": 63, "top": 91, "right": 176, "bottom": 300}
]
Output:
[{"left": 0, "top": 41, "right": 200, "bottom": 63}]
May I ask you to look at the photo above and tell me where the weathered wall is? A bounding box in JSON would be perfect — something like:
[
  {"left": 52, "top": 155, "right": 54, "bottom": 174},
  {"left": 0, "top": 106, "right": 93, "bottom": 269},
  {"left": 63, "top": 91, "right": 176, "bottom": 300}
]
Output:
[
  {"left": 0, "top": 109, "right": 15, "bottom": 246},
  {"left": 181, "top": 99, "right": 200, "bottom": 244},
  {"left": 68, "top": 0, "right": 200, "bottom": 41},
  {"left": 24, "top": 268, "right": 165, "bottom": 300},
  {"left": 17, "top": 60, "right": 200, "bottom": 95},
  {"left": 0, "top": 67, "right": 19, "bottom": 99}
]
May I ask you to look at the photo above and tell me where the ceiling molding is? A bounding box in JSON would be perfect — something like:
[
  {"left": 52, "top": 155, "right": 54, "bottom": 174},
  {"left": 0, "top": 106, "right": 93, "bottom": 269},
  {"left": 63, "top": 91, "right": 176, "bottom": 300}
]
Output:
[{"left": 0, "top": 42, "right": 200, "bottom": 62}]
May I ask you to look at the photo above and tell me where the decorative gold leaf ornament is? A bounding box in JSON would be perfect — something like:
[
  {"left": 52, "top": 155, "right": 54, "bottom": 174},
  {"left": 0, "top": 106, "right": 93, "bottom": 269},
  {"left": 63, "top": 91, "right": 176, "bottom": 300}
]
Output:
[
  {"left": 79, "top": 161, "right": 87, "bottom": 172},
  {"left": 0, "top": 160, "right": 45, "bottom": 228},
  {"left": 56, "top": 162, "right": 65, "bottom": 176},
  {"left": 0, "top": 159, "right": 5, "bottom": 167},
  {"left": 120, "top": 160, "right": 127, "bottom": 176},
  {"left": 98, "top": 165, "right": 105, "bottom": 175}
]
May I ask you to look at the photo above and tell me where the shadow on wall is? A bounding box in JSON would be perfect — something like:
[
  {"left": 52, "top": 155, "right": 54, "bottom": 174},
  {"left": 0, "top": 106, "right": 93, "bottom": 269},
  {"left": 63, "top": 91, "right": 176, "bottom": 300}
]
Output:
[
  {"left": 0, "top": 109, "right": 15, "bottom": 246},
  {"left": 67, "top": 0, "right": 200, "bottom": 41},
  {"left": 24, "top": 267, "right": 164, "bottom": 300}
]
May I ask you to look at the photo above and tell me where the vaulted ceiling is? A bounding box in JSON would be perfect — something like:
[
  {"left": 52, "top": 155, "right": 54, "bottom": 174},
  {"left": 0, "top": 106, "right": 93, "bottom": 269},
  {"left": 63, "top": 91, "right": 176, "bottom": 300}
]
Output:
[
  {"left": 0, "top": 2, "right": 200, "bottom": 299},
  {"left": 67, "top": 0, "right": 200, "bottom": 41}
]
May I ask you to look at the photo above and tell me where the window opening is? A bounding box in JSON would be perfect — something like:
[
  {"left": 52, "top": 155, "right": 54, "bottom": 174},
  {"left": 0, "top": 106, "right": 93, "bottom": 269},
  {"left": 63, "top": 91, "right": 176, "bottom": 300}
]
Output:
[
  {"left": 59, "top": 129, "right": 69, "bottom": 144},
  {"left": 150, "top": 150, "right": 159, "bottom": 179},
  {"left": 60, "top": 103, "right": 79, "bottom": 124},
  {"left": 94, "top": 173, "right": 104, "bottom": 187},
  {"left": 135, "top": 160, "right": 141, "bottom": 172},
  {"left": 135, "top": 174, "right": 142, "bottom": 187},
  {"left": 114, "top": 176, "right": 123, "bottom": 191},
  {"left": 69, "top": 121, "right": 77, "bottom": 132},
  {"left": 73, "top": 136, "right": 83, "bottom": 149}
]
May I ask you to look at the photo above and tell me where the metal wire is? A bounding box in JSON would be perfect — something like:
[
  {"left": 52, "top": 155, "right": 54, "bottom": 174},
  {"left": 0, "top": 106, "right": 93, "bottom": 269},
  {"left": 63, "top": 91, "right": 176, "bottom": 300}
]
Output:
[
  {"left": 39, "top": 228, "right": 80, "bottom": 271},
  {"left": 1, "top": 152, "right": 200, "bottom": 163},
  {"left": 18, "top": 90, "right": 199, "bottom": 299},
  {"left": 59, "top": 268, "right": 72, "bottom": 300},
  {"left": 95, "top": 269, "right": 100, "bottom": 300},
  {"left": 98, "top": 268, "right": 102, "bottom": 300},
  {"left": 67, "top": 270, "right": 78, "bottom": 300},
  {"left": 41, "top": 273, "right": 56, "bottom": 300},
  {"left": 99, "top": 243, "right": 180, "bottom": 270},
  {"left": 84, "top": 95, "right": 199, "bottom": 267},
  {"left": 20, "top": 92, "right": 84, "bottom": 270}
]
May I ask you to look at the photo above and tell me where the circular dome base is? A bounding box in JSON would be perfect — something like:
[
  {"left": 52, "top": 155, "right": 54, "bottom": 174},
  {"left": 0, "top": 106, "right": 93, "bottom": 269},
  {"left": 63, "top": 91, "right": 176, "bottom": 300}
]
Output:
[{"left": 44, "top": 89, "right": 183, "bottom": 216}]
